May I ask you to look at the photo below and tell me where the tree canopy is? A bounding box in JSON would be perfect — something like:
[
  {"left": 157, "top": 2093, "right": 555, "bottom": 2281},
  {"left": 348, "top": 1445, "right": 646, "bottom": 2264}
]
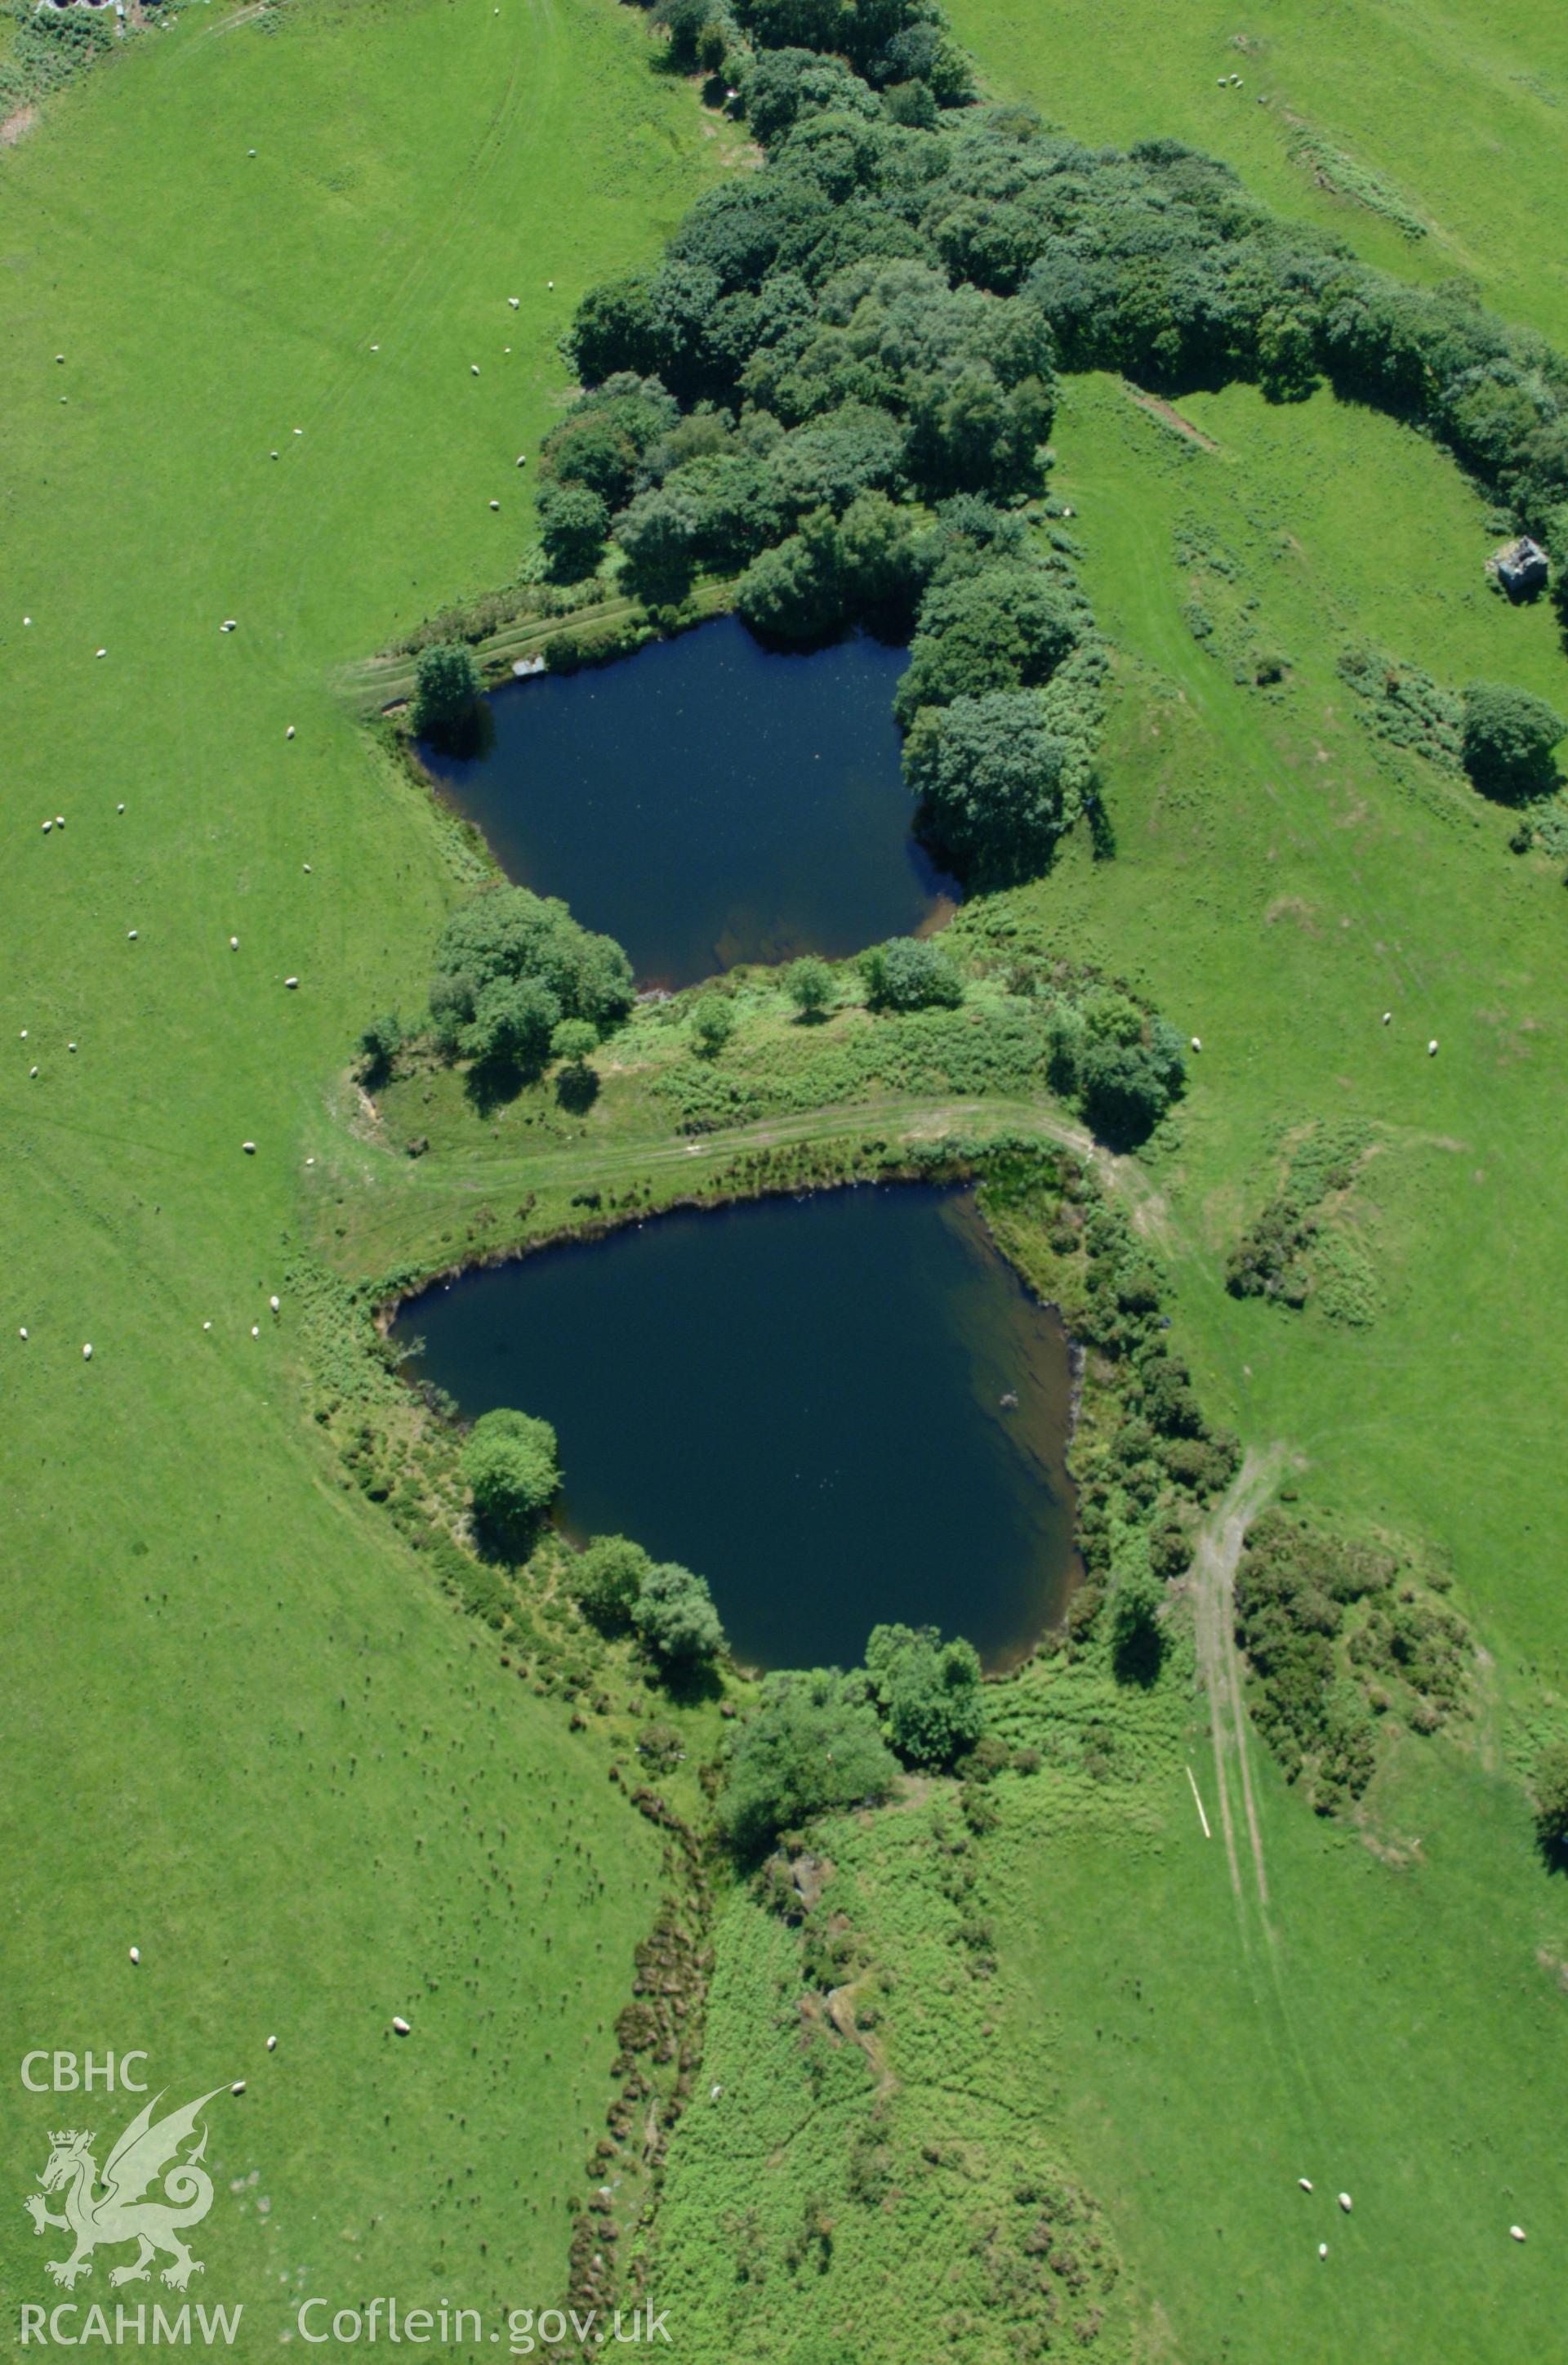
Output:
[
  {"left": 461, "top": 1409, "right": 561, "bottom": 1546},
  {"left": 717, "top": 1666, "right": 900, "bottom": 1859},
  {"left": 632, "top": 1561, "right": 726, "bottom": 1671},
  {"left": 864, "top": 1622, "right": 986, "bottom": 1768},
  {"left": 1460, "top": 680, "right": 1566, "bottom": 803},
  {"left": 430, "top": 887, "right": 635, "bottom": 1075},
  {"left": 412, "top": 642, "right": 480, "bottom": 745},
  {"left": 571, "top": 1534, "right": 653, "bottom": 1634}
]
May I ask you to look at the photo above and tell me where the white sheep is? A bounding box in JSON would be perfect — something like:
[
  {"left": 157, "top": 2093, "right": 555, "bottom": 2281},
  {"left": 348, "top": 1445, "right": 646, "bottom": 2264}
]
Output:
[
  {"left": 270, "top": 1295, "right": 280, "bottom": 1312},
  {"left": 251, "top": 1325, "right": 260, "bottom": 1338},
  {"left": 128, "top": 1946, "right": 140, "bottom": 1965},
  {"left": 284, "top": 976, "right": 299, "bottom": 989},
  {"left": 509, "top": 297, "right": 519, "bottom": 309},
  {"left": 489, "top": 499, "right": 500, "bottom": 511},
  {"left": 243, "top": 1140, "right": 256, "bottom": 1154},
  {"left": 229, "top": 936, "right": 239, "bottom": 950},
  {"left": 1428, "top": 1039, "right": 1438, "bottom": 1056},
  {"left": 118, "top": 802, "right": 125, "bottom": 813},
  {"left": 231, "top": 2082, "right": 246, "bottom": 2097},
  {"left": 471, "top": 364, "right": 480, "bottom": 377},
  {"left": 82, "top": 1344, "right": 93, "bottom": 1361},
  {"left": 266, "top": 2036, "right": 278, "bottom": 2052},
  {"left": 127, "top": 930, "right": 137, "bottom": 939},
  {"left": 19, "top": 1328, "right": 27, "bottom": 1341},
  {"left": 1510, "top": 2224, "right": 1526, "bottom": 2242},
  {"left": 1382, "top": 1011, "right": 1391, "bottom": 1024},
  {"left": 286, "top": 725, "right": 296, "bottom": 740},
  {"left": 392, "top": 2016, "right": 412, "bottom": 2037},
  {"left": 1317, "top": 2243, "right": 1328, "bottom": 2260},
  {"left": 1338, "top": 2193, "right": 1352, "bottom": 2213},
  {"left": 1298, "top": 2178, "right": 1313, "bottom": 2192},
  {"left": 1191, "top": 1036, "right": 1202, "bottom": 1052}
]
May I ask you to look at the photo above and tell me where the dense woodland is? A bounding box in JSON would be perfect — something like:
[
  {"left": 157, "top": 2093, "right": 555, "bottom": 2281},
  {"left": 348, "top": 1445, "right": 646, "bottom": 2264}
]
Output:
[{"left": 526, "top": 2, "right": 1568, "bottom": 883}]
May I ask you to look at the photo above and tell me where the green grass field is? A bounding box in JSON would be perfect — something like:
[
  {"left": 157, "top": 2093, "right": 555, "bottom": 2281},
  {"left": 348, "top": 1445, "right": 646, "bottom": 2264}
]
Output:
[
  {"left": 951, "top": 0, "right": 1568, "bottom": 346},
  {"left": 0, "top": 0, "right": 733, "bottom": 2337},
  {"left": 7, "top": 0, "right": 1568, "bottom": 2358}
]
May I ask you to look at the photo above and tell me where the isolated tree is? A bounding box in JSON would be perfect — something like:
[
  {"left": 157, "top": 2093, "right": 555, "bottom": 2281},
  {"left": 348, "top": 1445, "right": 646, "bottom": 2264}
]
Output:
[
  {"left": 551, "top": 1016, "right": 599, "bottom": 1069},
  {"left": 717, "top": 1667, "right": 898, "bottom": 1859},
  {"left": 785, "top": 955, "right": 835, "bottom": 1021},
  {"left": 431, "top": 886, "right": 635, "bottom": 1064},
  {"left": 632, "top": 1561, "right": 725, "bottom": 1671},
  {"left": 690, "top": 993, "right": 736, "bottom": 1057},
  {"left": 1461, "top": 682, "right": 1566, "bottom": 803},
  {"left": 865, "top": 1623, "right": 986, "bottom": 1769},
  {"left": 462, "top": 1408, "right": 560, "bottom": 1546},
  {"left": 859, "top": 935, "right": 964, "bottom": 1012},
  {"left": 412, "top": 640, "right": 480, "bottom": 744},
  {"left": 572, "top": 1534, "right": 652, "bottom": 1634}
]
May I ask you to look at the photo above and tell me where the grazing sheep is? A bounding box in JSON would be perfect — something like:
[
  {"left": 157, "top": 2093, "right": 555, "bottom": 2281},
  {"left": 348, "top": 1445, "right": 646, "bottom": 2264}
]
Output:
[
  {"left": 251, "top": 1326, "right": 260, "bottom": 1339},
  {"left": 1318, "top": 2243, "right": 1328, "bottom": 2260},
  {"left": 82, "top": 1344, "right": 92, "bottom": 1361},
  {"left": 1191, "top": 1036, "right": 1202, "bottom": 1052},
  {"left": 266, "top": 2036, "right": 277, "bottom": 2052},
  {"left": 42, "top": 820, "right": 51, "bottom": 833},
  {"left": 56, "top": 815, "right": 65, "bottom": 828},
  {"left": 128, "top": 1946, "right": 140, "bottom": 1965},
  {"left": 270, "top": 1295, "right": 280, "bottom": 1312},
  {"left": 471, "top": 364, "right": 480, "bottom": 377},
  {"left": 96, "top": 648, "right": 106, "bottom": 658},
  {"left": 1298, "top": 2178, "right": 1313, "bottom": 2192},
  {"left": 127, "top": 930, "right": 137, "bottom": 939},
  {"left": 489, "top": 499, "right": 500, "bottom": 511},
  {"left": 243, "top": 1141, "right": 256, "bottom": 1154},
  {"left": 286, "top": 725, "right": 296, "bottom": 740},
  {"left": 509, "top": 297, "right": 519, "bottom": 309},
  {"left": 517, "top": 454, "right": 528, "bottom": 468},
  {"left": 1510, "top": 2225, "right": 1526, "bottom": 2242},
  {"left": 1382, "top": 1011, "right": 1391, "bottom": 1024},
  {"left": 1428, "top": 1039, "right": 1438, "bottom": 1056},
  {"left": 29, "top": 1066, "right": 38, "bottom": 1078},
  {"left": 230, "top": 936, "right": 239, "bottom": 949},
  {"left": 118, "top": 802, "right": 125, "bottom": 813},
  {"left": 392, "top": 2016, "right": 411, "bottom": 2036},
  {"left": 284, "top": 976, "right": 298, "bottom": 989},
  {"left": 231, "top": 2082, "right": 245, "bottom": 2097},
  {"left": 19, "top": 1328, "right": 27, "bottom": 1341},
  {"left": 1338, "top": 2193, "right": 1352, "bottom": 2213}
]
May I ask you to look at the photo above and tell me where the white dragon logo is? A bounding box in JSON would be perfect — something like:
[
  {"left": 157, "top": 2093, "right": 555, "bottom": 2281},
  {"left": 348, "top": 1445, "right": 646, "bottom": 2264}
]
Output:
[{"left": 23, "top": 2089, "right": 225, "bottom": 2291}]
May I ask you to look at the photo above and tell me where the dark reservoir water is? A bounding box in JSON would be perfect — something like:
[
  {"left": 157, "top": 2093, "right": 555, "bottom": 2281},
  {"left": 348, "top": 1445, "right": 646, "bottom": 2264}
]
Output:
[
  {"left": 393, "top": 1186, "right": 1079, "bottom": 1673},
  {"left": 417, "top": 618, "right": 956, "bottom": 990}
]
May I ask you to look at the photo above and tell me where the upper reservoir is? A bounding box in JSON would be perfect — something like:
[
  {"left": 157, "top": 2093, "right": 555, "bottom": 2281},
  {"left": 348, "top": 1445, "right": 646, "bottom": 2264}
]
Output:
[
  {"left": 393, "top": 1185, "right": 1078, "bottom": 1673},
  {"left": 417, "top": 618, "right": 956, "bottom": 989}
]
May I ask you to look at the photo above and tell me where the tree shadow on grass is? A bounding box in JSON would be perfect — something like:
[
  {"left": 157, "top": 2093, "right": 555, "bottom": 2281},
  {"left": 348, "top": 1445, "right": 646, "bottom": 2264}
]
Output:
[{"left": 555, "top": 1061, "right": 601, "bottom": 1115}]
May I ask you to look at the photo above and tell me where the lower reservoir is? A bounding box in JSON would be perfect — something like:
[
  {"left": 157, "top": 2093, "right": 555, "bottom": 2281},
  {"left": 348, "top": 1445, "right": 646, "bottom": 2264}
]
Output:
[{"left": 392, "top": 1185, "right": 1079, "bottom": 1673}]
